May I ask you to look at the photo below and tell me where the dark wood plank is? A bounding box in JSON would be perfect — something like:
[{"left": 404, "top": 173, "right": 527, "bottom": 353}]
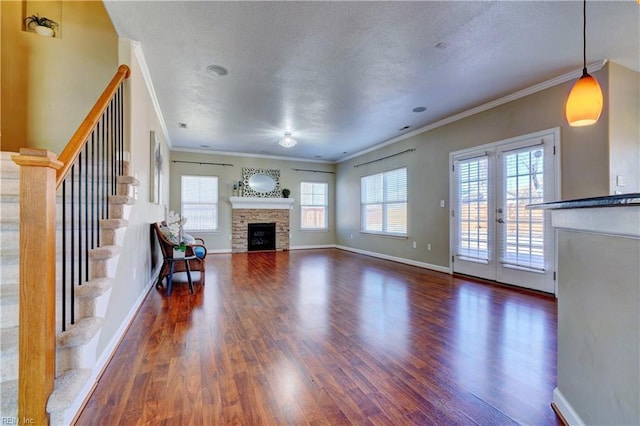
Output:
[{"left": 77, "top": 249, "right": 561, "bottom": 425}]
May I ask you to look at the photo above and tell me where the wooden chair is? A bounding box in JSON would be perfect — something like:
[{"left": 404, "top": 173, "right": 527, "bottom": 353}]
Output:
[{"left": 152, "top": 222, "right": 207, "bottom": 295}]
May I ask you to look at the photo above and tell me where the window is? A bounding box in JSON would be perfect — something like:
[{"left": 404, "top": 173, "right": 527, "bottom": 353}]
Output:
[
  {"left": 181, "top": 175, "right": 218, "bottom": 231},
  {"left": 300, "top": 182, "right": 328, "bottom": 230},
  {"left": 455, "top": 155, "right": 489, "bottom": 262},
  {"left": 361, "top": 168, "right": 407, "bottom": 235}
]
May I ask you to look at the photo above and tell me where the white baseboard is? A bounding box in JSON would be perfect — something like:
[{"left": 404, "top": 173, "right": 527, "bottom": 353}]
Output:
[
  {"left": 335, "top": 245, "right": 451, "bottom": 274},
  {"left": 553, "top": 388, "right": 585, "bottom": 426},
  {"left": 206, "top": 248, "right": 233, "bottom": 254},
  {"left": 65, "top": 273, "right": 157, "bottom": 425},
  {"left": 289, "top": 244, "right": 336, "bottom": 250}
]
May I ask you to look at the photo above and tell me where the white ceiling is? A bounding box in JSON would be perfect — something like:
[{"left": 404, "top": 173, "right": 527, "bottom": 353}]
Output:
[{"left": 104, "top": 1, "right": 639, "bottom": 163}]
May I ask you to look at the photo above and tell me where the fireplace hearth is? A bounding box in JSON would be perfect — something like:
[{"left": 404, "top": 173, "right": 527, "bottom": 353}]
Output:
[{"left": 248, "top": 223, "right": 276, "bottom": 251}]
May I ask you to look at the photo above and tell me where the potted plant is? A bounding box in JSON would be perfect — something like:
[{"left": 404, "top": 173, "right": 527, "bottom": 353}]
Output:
[
  {"left": 282, "top": 188, "right": 290, "bottom": 198},
  {"left": 24, "top": 14, "right": 58, "bottom": 37}
]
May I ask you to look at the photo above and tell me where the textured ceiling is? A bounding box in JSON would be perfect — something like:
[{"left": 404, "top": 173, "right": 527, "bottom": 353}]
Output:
[{"left": 104, "top": 1, "right": 640, "bottom": 162}]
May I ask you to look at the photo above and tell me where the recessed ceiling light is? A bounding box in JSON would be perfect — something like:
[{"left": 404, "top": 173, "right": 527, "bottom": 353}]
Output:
[
  {"left": 412, "top": 106, "right": 426, "bottom": 113},
  {"left": 178, "top": 122, "right": 188, "bottom": 128},
  {"left": 435, "top": 42, "right": 449, "bottom": 50},
  {"left": 399, "top": 125, "right": 412, "bottom": 131},
  {"left": 207, "top": 65, "right": 228, "bottom": 76}
]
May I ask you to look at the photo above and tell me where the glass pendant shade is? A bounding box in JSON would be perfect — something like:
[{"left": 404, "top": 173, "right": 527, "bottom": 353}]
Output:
[
  {"left": 565, "top": 72, "right": 603, "bottom": 127},
  {"left": 279, "top": 132, "right": 297, "bottom": 148}
]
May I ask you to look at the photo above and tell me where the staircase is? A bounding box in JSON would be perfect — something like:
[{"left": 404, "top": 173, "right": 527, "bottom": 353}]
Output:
[
  {"left": 0, "top": 152, "right": 20, "bottom": 419},
  {"left": 0, "top": 151, "right": 139, "bottom": 424}
]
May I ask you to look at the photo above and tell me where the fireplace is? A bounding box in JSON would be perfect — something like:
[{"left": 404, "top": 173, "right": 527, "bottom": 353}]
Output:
[
  {"left": 248, "top": 223, "right": 276, "bottom": 251},
  {"left": 230, "top": 197, "right": 293, "bottom": 253}
]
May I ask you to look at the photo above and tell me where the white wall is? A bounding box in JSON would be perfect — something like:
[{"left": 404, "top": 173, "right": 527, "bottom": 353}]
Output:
[{"left": 95, "top": 40, "right": 169, "bottom": 354}]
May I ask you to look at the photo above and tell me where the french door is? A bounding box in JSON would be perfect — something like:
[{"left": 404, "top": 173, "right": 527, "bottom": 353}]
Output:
[{"left": 450, "top": 130, "right": 558, "bottom": 293}]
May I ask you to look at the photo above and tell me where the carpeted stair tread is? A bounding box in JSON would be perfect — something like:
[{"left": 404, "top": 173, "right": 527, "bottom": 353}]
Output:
[
  {"left": 89, "top": 245, "right": 122, "bottom": 260},
  {"left": 0, "top": 379, "right": 17, "bottom": 417},
  {"left": 0, "top": 326, "right": 18, "bottom": 355},
  {"left": 100, "top": 218, "right": 128, "bottom": 230},
  {"left": 47, "top": 369, "right": 92, "bottom": 415},
  {"left": 75, "top": 278, "right": 112, "bottom": 299},
  {"left": 56, "top": 317, "right": 103, "bottom": 349},
  {"left": 0, "top": 284, "right": 18, "bottom": 305},
  {"left": 117, "top": 175, "right": 140, "bottom": 186},
  {"left": 109, "top": 194, "right": 134, "bottom": 205}
]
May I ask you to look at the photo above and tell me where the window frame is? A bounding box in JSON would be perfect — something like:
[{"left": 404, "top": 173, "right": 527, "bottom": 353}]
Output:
[
  {"left": 300, "top": 181, "right": 329, "bottom": 231},
  {"left": 360, "top": 167, "right": 408, "bottom": 237},
  {"left": 180, "top": 174, "right": 219, "bottom": 232}
]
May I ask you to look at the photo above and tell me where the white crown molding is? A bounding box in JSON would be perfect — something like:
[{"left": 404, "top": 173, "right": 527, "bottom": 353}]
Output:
[
  {"left": 172, "top": 147, "right": 334, "bottom": 164},
  {"left": 339, "top": 59, "right": 608, "bottom": 163},
  {"left": 127, "top": 39, "right": 172, "bottom": 149}
]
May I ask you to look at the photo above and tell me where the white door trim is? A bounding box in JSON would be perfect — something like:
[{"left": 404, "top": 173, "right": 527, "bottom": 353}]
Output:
[{"left": 449, "top": 127, "right": 561, "bottom": 294}]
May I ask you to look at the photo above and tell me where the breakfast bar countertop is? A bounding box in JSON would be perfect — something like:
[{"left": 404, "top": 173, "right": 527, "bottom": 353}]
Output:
[{"left": 528, "top": 193, "right": 640, "bottom": 210}]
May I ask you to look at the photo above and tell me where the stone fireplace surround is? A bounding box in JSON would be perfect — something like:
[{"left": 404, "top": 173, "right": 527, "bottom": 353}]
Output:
[{"left": 230, "top": 197, "right": 294, "bottom": 253}]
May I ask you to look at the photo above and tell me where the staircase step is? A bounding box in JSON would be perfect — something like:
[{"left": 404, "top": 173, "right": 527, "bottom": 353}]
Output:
[
  {"left": 109, "top": 194, "right": 135, "bottom": 206},
  {"left": 100, "top": 218, "right": 128, "bottom": 230},
  {"left": 0, "top": 326, "right": 19, "bottom": 383},
  {"left": 0, "top": 379, "right": 17, "bottom": 418},
  {"left": 47, "top": 369, "right": 92, "bottom": 419},
  {"left": 0, "top": 285, "right": 18, "bottom": 328},
  {"left": 117, "top": 175, "right": 139, "bottom": 186},
  {"left": 75, "top": 277, "right": 112, "bottom": 300},
  {"left": 56, "top": 317, "right": 103, "bottom": 349},
  {"left": 89, "top": 245, "right": 122, "bottom": 261}
]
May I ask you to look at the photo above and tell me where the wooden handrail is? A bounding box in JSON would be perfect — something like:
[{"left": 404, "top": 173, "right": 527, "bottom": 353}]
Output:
[{"left": 56, "top": 64, "right": 130, "bottom": 187}]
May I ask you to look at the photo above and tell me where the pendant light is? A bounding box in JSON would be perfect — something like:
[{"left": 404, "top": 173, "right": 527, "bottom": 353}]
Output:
[{"left": 565, "top": 0, "right": 603, "bottom": 127}]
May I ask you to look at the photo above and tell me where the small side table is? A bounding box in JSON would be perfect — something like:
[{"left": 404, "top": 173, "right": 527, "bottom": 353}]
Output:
[{"left": 166, "top": 250, "right": 196, "bottom": 296}]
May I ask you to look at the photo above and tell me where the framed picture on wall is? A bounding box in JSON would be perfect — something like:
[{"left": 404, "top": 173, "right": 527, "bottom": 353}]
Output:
[{"left": 150, "top": 130, "right": 163, "bottom": 204}]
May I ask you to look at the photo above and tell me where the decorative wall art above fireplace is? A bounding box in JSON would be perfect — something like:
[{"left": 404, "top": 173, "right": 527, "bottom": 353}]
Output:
[{"left": 242, "top": 168, "right": 281, "bottom": 198}]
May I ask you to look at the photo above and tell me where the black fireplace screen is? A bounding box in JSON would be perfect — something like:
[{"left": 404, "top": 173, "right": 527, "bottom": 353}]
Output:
[{"left": 248, "top": 223, "right": 276, "bottom": 251}]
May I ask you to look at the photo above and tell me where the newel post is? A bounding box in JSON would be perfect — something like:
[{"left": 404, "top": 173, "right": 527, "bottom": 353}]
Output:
[{"left": 12, "top": 148, "right": 63, "bottom": 425}]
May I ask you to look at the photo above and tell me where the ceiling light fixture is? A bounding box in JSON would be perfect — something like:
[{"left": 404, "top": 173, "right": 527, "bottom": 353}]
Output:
[
  {"left": 279, "top": 132, "right": 297, "bottom": 148},
  {"left": 565, "top": 0, "right": 603, "bottom": 127}
]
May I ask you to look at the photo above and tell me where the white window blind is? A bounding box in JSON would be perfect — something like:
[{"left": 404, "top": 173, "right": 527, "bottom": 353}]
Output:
[
  {"left": 455, "top": 156, "right": 489, "bottom": 262},
  {"left": 361, "top": 168, "right": 407, "bottom": 235},
  {"left": 500, "top": 146, "right": 545, "bottom": 271},
  {"left": 181, "top": 175, "right": 218, "bottom": 231},
  {"left": 301, "top": 182, "right": 328, "bottom": 229}
]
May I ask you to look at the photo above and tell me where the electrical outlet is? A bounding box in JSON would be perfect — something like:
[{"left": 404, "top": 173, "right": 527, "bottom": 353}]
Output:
[
  {"left": 440, "top": 200, "right": 445, "bottom": 208},
  {"left": 412, "top": 241, "right": 417, "bottom": 249},
  {"left": 427, "top": 243, "right": 432, "bottom": 251}
]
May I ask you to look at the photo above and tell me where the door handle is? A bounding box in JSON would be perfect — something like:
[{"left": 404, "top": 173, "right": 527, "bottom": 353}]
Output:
[{"left": 496, "top": 218, "right": 505, "bottom": 223}]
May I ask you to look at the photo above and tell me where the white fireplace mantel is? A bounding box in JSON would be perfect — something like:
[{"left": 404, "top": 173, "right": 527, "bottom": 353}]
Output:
[{"left": 229, "top": 196, "right": 294, "bottom": 209}]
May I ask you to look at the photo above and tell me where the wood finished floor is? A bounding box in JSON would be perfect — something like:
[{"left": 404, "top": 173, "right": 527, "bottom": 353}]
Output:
[{"left": 77, "top": 249, "right": 560, "bottom": 425}]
